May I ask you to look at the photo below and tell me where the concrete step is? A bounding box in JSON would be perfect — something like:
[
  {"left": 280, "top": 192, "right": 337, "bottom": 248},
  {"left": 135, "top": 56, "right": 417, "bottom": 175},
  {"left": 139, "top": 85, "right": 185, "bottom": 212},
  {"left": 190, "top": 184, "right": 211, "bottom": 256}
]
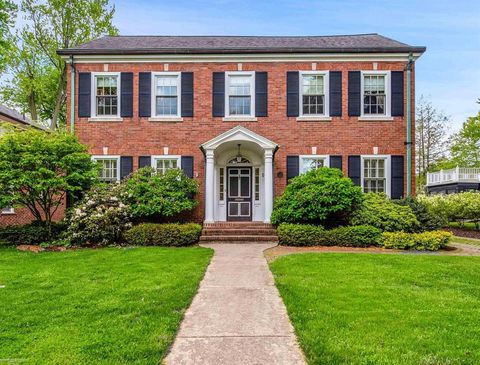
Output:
[
  {"left": 203, "top": 222, "right": 274, "bottom": 229},
  {"left": 199, "top": 235, "right": 279, "bottom": 242},
  {"left": 200, "top": 240, "right": 279, "bottom": 245},
  {"left": 202, "top": 228, "right": 277, "bottom": 236}
]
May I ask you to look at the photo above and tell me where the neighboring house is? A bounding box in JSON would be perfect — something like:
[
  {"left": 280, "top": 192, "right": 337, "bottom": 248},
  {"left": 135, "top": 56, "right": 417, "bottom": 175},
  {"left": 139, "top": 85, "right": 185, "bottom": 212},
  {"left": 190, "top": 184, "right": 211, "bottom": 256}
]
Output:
[
  {"left": 426, "top": 167, "right": 480, "bottom": 194},
  {"left": 57, "top": 34, "right": 425, "bottom": 223},
  {"left": 0, "top": 105, "right": 63, "bottom": 226}
]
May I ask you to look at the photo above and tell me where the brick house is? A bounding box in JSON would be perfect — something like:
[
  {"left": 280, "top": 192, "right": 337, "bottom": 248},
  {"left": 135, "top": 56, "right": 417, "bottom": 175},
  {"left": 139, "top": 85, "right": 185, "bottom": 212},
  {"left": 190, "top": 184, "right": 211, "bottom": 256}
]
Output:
[{"left": 57, "top": 34, "right": 425, "bottom": 223}]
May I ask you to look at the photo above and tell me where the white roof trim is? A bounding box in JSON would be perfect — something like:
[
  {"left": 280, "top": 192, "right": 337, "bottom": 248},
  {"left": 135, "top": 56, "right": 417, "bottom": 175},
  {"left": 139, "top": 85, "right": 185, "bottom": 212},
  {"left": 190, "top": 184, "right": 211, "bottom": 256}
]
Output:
[{"left": 201, "top": 125, "right": 278, "bottom": 151}]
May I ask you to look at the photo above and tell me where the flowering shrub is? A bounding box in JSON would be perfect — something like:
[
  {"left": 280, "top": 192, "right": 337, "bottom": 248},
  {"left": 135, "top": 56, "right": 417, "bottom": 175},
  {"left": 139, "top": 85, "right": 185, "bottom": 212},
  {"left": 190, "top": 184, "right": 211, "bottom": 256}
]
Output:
[{"left": 66, "top": 184, "right": 132, "bottom": 245}]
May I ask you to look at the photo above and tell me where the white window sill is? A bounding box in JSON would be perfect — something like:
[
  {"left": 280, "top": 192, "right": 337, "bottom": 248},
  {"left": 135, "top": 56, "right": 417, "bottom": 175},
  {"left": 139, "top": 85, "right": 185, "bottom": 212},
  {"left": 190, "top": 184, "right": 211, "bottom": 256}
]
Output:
[
  {"left": 296, "top": 116, "right": 332, "bottom": 122},
  {"left": 358, "top": 116, "right": 394, "bottom": 121},
  {"left": 88, "top": 117, "right": 123, "bottom": 122},
  {"left": 148, "top": 117, "right": 183, "bottom": 122},
  {"left": 1, "top": 211, "right": 15, "bottom": 215},
  {"left": 222, "top": 116, "right": 258, "bottom": 122}
]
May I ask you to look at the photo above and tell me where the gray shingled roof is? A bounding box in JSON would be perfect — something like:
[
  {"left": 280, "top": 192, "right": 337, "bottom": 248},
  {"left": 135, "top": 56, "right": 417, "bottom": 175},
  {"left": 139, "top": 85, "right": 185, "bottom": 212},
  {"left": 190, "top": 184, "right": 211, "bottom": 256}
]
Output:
[
  {"left": 0, "top": 104, "right": 46, "bottom": 130},
  {"left": 58, "top": 33, "right": 425, "bottom": 55}
]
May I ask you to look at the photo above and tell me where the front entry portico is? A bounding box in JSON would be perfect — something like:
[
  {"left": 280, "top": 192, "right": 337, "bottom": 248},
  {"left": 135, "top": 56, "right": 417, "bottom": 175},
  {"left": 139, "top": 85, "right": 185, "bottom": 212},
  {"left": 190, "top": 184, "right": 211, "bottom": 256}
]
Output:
[{"left": 201, "top": 126, "right": 278, "bottom": 223}]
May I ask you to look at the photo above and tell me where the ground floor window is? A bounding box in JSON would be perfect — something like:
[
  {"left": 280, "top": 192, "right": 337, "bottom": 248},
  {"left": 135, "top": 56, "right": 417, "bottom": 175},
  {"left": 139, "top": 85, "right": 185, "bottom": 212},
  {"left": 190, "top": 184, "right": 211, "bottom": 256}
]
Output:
[
  {"left": 254, "top": 167, "right": 260, "bottom": 201},
  {"left": 362, "top": 157, "right": 387, "bottom": 193},
  {"left": 219, "top": 167, "right": 225, "bottom": 201},
  {"left": 92, "top": 156, "right": 120, "bottom": 182},
  {"left": 1, "top": 207, "right": 14, "bottom": 214},
  {"left": 152, "top": 155, "right": 181, "bottom": 175},
  {"left": 300, "top": 155, "right": 329, "bottom": 174}
]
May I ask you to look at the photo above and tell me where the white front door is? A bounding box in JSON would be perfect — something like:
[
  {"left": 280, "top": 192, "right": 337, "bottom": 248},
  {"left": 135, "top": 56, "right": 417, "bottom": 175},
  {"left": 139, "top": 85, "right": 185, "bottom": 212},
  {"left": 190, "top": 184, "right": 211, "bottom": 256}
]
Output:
[{"left": 227, "top": 167, "right": 252, "bottom": 221}]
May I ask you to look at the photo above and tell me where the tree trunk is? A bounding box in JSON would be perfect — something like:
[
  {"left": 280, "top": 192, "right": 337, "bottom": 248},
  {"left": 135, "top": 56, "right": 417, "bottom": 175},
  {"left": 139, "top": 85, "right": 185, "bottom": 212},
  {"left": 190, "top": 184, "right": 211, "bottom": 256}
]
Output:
[
  {"left": 28, "top": 90, "right": 38, "bottom": 123},
  {"left": 50, "top": 67, "right": 67, "bottom": 130}
]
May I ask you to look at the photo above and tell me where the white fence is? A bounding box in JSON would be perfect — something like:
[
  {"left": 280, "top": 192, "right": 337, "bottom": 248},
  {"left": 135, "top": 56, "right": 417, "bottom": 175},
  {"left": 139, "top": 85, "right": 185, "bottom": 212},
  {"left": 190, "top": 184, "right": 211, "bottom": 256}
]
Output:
[{"left": 427, "top": 167, "right": 480, "bottom": 186}]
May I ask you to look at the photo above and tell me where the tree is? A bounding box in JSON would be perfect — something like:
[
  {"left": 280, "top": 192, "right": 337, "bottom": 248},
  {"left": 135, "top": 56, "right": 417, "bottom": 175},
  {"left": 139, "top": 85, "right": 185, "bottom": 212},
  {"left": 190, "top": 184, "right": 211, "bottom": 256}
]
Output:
[
  {"left": 1, "top": 0, "right": 117, "bottom": 129},
  {"left": 415, "top": 96, "right": 449, "bottom": 188},
  {"left": 0, "top": 128, "right": 99, "bottom": 232},
  {"left": 0, "top": 0, "right": 17, "bottom": 74},
  {"left": 449, "top": 111, "right": 480, "bottom": 168}
]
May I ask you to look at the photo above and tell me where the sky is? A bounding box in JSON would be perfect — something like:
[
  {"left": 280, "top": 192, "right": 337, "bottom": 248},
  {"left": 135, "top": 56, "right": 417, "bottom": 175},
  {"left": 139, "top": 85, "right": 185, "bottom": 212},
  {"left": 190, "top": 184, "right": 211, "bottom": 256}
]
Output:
[{"left": 110, "top": 0, "right": 480, "bottom": 131}]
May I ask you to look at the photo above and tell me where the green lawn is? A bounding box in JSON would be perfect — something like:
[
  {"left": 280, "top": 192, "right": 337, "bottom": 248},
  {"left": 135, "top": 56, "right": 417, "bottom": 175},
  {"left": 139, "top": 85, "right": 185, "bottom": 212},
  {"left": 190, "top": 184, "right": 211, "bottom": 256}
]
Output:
[
  {"left": 0, "top": 246, "right": 213, "bottom": 364},
  {"left": 451, "top": 236, "right": 480, "bottom": 247},
  {"left": 270, "top": 253, "right": 480, "bottom": 365},
  {"left": 449, "top": 221, "right": 479, "bottom": 231}
]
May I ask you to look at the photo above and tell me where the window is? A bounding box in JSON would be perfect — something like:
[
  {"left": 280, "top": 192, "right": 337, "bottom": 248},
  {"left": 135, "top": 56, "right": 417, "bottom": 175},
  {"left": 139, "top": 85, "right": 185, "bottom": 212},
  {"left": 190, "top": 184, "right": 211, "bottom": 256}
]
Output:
[
  {"left": 254, "top": 167, "right": 260, "bottom": 201},
  {"left": 226, "top": 72, "right": 254, "bottom": 116},
  {"left": 92, "top": 156, "right": 120, "bottom": 182},
  {"left": 219, "top": 167, "right": 225, "bottom": 201},
  {"left": 363, "top": 158, "right": 387, "bottom": 193},
  {"left": 153, "top": 73, "right": 181, "bottom": 117},
  {"left": 361, "top": 72, "right": 390, "bottom": 117},
  {"left": 300, "top": 155, "right": 329, "bottom": 174},
  {"left": 152, "top": 156, "right": 181, "bottom": 175},
  {"left": 300, "top": 72, "right": 328, "bottom": 116},
  {"left": 1, "top": 207, "right": 14, "bottom": 214},
  {"left": 94, "top": 74, "right": 120, "bottom": 117}
]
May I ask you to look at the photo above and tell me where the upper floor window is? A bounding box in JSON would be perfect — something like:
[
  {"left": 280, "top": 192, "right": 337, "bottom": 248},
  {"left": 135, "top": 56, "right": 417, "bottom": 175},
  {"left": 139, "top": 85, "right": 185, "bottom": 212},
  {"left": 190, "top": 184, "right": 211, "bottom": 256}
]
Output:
[
  {"left": 153, "top": 73, "right": 181, "bottom": 117},
  {"left": 362, "top": 157, "right": 387, "bottom": 193},
  {"left": 226, "top": 72, "right": 254, "bottom": 117},
  {"left": 300, "top": 72, "right": 329, "bottom": 116},
  {"left": 93, "top": 73, "right": 120, "bottom": 117},
  {"left": 300, "top": 155, "right": 329, "bottom": 174},
  {"left": 152, "top": 155, "right": 181, "bottom": 175},
  {"left": 361, "top": 72, "right": 390, "bottom": 117},
  {"left": 92, "top": 156, "right": 120, "bottom": 182}
]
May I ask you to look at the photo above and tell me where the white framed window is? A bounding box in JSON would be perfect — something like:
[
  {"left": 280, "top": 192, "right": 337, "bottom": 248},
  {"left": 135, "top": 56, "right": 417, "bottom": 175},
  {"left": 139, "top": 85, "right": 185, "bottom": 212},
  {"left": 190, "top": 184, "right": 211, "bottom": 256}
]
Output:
[
  {"left": 254, "top": 167, "right": 260, "bottom": 201},
  {"left": 219, "top": 167, "right": 225, "bottom": 201},
  {"left": 300, "top": 71, "right": 329, "bottom": 117},
  {"left": 151, "top": 72, "right": 181, "bottom": 118},
  {"left": 361, "top": 155, "right": 391, "bottom": 196},
  {"left": 300, "top": 155, "right": 330, "bottom": 174},
  {"left": 152, "top": 155, "right": 181, "bottom": 175},
  {"left": 92, "top": 73, "right": 120, "bottom": 118},
  {"left": 92, "top": 156, "right": 120, "bottom": 182},
  {"left": 361, "top": 71, "right": 391, "bottom": 117},
  {"left": 225, "top": 72, "right": 255, "bottom": 117},
  {"left": 1, "top": 207, "right": 14, "bottom": 214}
]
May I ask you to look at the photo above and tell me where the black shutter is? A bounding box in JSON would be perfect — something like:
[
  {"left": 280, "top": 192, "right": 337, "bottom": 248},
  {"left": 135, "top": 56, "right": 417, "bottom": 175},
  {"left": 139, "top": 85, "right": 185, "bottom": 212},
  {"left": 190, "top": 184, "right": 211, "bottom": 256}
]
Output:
[
  {"left": 120, "top": 72, "right": 133, "bottom": 117},
  {"left": 138, "top": 156, "right": 151, "bottom": 168},
  {"left": 329, "top": 71, "right": 342, "bottom": 117},
  {"left": 120, "top": 156, "right": 133, "bottom": 179},
  {"left": 286, "top": 71, "right": 299, "bottom": 117},
  {"left": 286, "top": 156, "right": 300, "bottom": 183},
  {"left": 391, "top": 155, "right": 405, "bottom": 199},
  {"left": 78, "top": 72, "right": 91, "bottom": 117},
  {"left": 181, "top": 156, "right": 194, "bottom": 178},
  {"left": 138, "top": 72, "right": 151, "bottom": 117},
  {"left": 329, "top": 155, "right": 343, "bottom": 171},
  {"left": 181, "top": 72, "right": 194, "bottom": 117},
  {"left": 391, "top": 71, "right": 404, "bottom": 117},
  {"left": 255, "top": 71, "right": 268, "bottom": 117},
  {"left": 348, "top": 71, "right": 361, "bottom": 116},
  {"left": 348, "top": 156, "right": 361, "bottom": 186},
  {"left": 212, "top": 72, "right": 225, "bottom": 117}
]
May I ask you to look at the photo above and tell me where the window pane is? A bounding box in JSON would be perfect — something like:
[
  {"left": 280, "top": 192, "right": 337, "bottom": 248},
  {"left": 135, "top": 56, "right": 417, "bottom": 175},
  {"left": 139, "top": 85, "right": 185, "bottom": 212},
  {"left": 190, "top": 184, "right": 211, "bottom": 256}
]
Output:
[
  {"left": 156, "top": 96, "right": 178, "bottom": 115},
  {"left": 302, "top": 157, "right": 325, "bottom": 173},
  {"left": 156, "top": 76, "right": 178, "bottom": 96},
  {"left": 229, "top": 75, "right": 251, "bottom": 96},
  {"left": 302, "top": 75, "right": 324, "bottom": 95},
  {"left": 363, "top": 75, "right": 386, "bottom": 115},
  {"left": 229, "top": 96, "right": 251, "bottom": 115},
  {"left": 155, "top": 158, "right": 178, "bottom": 174},
  {"left": 302, "top": 74, "right": 325, "bottom": 115},
  {"left": 96, "top": 159, "right": 118, "bottom": 182},
  {"left": 363, "top": 158, "right": 387, "bottom": 193},
  {"left": 96, "top": 75, "right": 118, "bottom": 116},
  {"left": 228, "top": 75, "right": 252, "bottom": 115}
]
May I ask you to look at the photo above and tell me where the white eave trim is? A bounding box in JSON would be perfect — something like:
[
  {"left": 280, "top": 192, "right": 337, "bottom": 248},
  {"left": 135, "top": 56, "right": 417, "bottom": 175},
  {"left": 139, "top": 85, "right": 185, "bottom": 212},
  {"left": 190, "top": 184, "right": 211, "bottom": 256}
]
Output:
[{"left": 61, "top": 52, "right": 423, "bottom": 64}]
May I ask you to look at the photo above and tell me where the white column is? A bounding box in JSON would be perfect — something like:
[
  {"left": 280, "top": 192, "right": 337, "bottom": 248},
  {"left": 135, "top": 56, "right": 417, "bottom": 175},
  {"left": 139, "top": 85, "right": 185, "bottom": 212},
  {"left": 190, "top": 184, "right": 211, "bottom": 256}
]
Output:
[
  {"left": 204, "top": 149, "right": 215, "bottom": 223},
  {"left": 264, "top": 149, "right": 274, "bottom": 223}
]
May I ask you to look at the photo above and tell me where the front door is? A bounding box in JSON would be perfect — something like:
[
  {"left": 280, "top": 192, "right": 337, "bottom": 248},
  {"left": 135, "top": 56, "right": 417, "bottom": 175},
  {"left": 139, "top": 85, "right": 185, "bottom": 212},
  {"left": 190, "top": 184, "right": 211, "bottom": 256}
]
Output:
[{"left": 227, "top": 167, "right": 252, "bottom": 221}]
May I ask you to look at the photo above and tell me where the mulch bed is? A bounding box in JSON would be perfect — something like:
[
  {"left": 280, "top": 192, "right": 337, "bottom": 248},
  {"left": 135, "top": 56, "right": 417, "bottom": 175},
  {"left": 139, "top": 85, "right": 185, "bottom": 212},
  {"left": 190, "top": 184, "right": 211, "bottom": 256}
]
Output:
[{"left": 448, "top": 227, "right": 480, "bottom": 239}]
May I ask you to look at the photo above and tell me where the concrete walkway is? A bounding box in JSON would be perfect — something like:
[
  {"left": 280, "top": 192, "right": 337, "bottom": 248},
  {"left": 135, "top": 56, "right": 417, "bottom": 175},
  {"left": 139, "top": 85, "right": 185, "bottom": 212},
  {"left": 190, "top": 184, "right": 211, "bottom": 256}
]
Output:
[{"left": 164, "top": 243, "right": 306, "bottom": 365}]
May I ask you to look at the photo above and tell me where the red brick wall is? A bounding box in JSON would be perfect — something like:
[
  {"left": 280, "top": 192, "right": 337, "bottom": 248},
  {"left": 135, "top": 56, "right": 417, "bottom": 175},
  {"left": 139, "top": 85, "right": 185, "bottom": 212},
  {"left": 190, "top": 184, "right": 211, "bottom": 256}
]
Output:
[
  {"left": 0, "top": 202, "right": 66, "bottom": 227},
  {"left": 67, "top": 60, "right": 416, "bottom": 221}
]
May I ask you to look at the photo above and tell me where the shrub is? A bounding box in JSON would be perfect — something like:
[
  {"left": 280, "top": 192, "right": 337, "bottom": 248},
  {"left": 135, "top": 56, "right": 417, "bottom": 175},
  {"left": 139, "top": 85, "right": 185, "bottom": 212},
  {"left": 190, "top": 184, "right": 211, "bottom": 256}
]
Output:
[
  {"left": 271, "top": 167, "right": 363, "bottom": 226},
  {"left": 381, "top": 230, "right": 452, "bottom": 251},
  {"left": 124, "top": 223, "right": 202, "bottom": 246},
  {"left": 66, "top": 184, "right": 132, "bottom": 246},
  {"left": 277, "top": 223, "right": 381, "bottom": 247},
  {"left": 351, "top": 193, "right": 419, "bottom": 232},
  {"left": 0, "top": 221, "right": 66, "bottom": 247},
  {"left": 394, "top": 197, "right": 445, "bottom": 232},
  {"left": 122, "top": 168, "right": 198, "bottom": 220}
]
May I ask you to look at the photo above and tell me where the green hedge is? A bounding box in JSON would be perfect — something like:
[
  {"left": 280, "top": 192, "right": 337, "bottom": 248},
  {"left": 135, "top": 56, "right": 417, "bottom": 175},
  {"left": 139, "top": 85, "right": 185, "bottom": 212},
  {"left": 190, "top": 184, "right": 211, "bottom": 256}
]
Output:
[
  {"left": 381, "top": 230, "right": 452, "bottom": 251},
  {"left": 0, "top": 221, "right": 66, "bottom": 247},
  {"left": 277, "top": 223, "right": 381, "bottom": 247},
  {"left": 124, "top": 223, "right": 202, "bottom": 247}
]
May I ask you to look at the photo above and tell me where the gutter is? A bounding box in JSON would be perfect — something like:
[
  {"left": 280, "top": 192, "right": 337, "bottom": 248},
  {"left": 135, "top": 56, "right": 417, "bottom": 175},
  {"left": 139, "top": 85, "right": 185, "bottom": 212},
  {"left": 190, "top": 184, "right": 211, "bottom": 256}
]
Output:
[
  {"left": 69, "top": 55, "right": 75, "bottom": 133},
  {"left": 405, "top": 53, "right": 414, "bottom": 197}
]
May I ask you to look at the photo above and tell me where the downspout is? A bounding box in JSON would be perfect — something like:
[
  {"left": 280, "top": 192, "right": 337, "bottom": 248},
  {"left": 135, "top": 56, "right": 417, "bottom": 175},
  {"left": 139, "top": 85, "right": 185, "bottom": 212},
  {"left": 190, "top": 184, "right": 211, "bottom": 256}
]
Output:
[
  {"left": 69, "top": 55, "right": 75, "bottom": 134},
  {"left": 406, "top": 53, "right": 414, "bottom": 197}
]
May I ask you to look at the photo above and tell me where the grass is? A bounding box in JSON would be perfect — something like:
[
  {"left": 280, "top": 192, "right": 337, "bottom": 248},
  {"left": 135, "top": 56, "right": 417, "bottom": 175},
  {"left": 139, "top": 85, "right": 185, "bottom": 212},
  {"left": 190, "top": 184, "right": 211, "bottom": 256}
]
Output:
[
  {"left": 451, "top": 236, "right": 480, "bottom": 247},
  {"left": 448, "top": 221, "right": 479, "bottom": 231},
  {"left": 270, "top": 253, "right": 480, "bottom": 365},
  {"left": 0, "top": 246, "right": 213, "bottom": 364}
]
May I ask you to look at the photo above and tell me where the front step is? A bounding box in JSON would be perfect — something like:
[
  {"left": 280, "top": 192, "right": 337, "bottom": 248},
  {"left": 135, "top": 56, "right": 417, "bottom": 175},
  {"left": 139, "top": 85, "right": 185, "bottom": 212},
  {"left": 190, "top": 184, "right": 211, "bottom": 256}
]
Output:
[{"left": 200, "top": 222, "right": 278, "bottom": 244}]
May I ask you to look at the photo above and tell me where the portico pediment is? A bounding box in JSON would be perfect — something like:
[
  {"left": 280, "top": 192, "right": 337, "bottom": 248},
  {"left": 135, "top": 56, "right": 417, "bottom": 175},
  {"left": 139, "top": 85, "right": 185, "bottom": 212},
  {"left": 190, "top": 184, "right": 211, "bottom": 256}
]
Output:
[{"left": 200, "top": 125, "right": 278, "bottom": 151}]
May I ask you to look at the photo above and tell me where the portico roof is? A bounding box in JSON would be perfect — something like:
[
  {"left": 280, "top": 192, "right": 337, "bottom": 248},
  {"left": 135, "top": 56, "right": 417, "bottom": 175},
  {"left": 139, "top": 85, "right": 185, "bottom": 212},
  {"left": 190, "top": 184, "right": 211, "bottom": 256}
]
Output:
[{"left": 200, "top": 125, "right": 278, "bottom": 151}]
